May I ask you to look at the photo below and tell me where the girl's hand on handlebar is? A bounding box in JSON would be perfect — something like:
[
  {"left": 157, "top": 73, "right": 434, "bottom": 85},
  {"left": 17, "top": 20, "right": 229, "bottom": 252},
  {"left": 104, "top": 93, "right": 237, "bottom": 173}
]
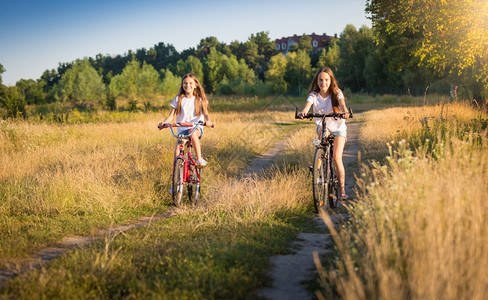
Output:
[
  {"left": 205, "top": 120, "right": 214, "bottom": 128},
  {"left": 158, "top": 122, "right": 170, "bottom": 130}
]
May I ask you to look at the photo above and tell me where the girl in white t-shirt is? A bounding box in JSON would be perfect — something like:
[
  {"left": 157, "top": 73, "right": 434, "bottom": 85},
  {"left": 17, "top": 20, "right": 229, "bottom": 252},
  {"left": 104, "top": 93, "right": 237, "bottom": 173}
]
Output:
[
  {"left": 298, "top": 67, "right": 350, "bottom": 200},
  {"left": 159, "top": 73, "right": 213, "bottom": 167}
]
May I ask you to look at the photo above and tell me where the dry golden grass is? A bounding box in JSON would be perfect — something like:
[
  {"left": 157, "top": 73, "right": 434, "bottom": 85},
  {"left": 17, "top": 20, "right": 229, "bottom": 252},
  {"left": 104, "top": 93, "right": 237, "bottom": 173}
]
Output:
[
  {"left": 316, "top": 101, "right": 488, "bottom": 300},
  {"left": 358, "top": 102, "right": 481, "bottom": 158},
  {"left": 0, "top": 108, "right": 308, "bottom": 265}
]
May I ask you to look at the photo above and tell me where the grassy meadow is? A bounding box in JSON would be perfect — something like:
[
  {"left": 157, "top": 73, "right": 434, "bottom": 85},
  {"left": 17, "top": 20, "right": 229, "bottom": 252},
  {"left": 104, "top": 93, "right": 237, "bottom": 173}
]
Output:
[
  {"left": 316, "top": 101, "right": 488, "bottom": 300},
  {"left": 0, "top": 96, "right": 323, "bottom": 298},
  {"left": 1, "top": 94, "right": 486, "bottom": 299}
]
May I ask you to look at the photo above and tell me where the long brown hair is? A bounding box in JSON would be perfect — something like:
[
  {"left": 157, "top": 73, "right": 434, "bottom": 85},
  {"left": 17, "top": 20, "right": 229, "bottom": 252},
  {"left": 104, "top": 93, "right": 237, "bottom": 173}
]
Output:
[
  {"left": 308, "top": 67, "right": 342, "bottom": 113},
  {"left": 175, "top": 73, "right": 209, "bottom": 116}
]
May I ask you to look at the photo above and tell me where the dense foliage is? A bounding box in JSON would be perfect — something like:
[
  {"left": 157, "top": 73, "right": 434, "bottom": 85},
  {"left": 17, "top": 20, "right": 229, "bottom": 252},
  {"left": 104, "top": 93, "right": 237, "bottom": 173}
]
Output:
[
  {"left": 1, "top": 2, "right": 487, "bottom": 119},
  {"left": 366, "top": 0, "right": 488, "bottom": 99}
]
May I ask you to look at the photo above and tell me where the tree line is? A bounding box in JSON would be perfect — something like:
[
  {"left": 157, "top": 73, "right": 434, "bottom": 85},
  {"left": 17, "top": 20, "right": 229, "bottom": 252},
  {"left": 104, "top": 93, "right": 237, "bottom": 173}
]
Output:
[{"left": 1, "top": 0, "right": 487, "bottom": 118}]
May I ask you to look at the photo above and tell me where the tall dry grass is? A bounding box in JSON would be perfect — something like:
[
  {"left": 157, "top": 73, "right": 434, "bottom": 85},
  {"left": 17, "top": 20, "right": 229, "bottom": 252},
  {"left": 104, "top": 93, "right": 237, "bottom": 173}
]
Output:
[
  {"left": 316, "top": 102, "right": 488, "bottom": 299},
  {"left": 169, "top": 123, "right": 316, "bottom": 230},
  {"left": 358, "top": 102, "right": 481, "bottom": 159},
  {"left": 1, "top": 109, "right": 322, "bottom": 298},
  {"left": 0, "top": 109, "right": 303, "bottom": 266}
]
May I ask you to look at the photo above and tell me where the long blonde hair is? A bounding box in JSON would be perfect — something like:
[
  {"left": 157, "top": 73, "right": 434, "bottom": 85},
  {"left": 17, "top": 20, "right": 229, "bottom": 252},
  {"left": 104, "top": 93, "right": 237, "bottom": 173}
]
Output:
[
  {"left": 175, "top": 73, "right": 209, "bottom": 116},
  {"left": 308, "top": 67, "right": 342, "bottom": 113}
]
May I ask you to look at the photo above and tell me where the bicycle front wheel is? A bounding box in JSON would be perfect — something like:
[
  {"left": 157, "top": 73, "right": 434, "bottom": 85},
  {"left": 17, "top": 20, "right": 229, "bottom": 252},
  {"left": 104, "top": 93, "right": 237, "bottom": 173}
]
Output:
[
  {"left": 312, "top": 147, "right": 329, "bottom": 213},
  {"left": 328, "top": 160, "right": 340, "bottom": 209},
  {"left": 172, "top": 158, "right": 184, "bottom": 206}
]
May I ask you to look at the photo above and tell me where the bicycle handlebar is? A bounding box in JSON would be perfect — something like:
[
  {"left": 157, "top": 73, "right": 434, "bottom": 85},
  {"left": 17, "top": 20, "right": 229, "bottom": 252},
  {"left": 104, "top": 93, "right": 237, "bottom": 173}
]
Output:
[
  {"left": 158, "top": 121, "right": 214, "bottom": 139},
  {"left": 294, "top": 107, "right": 353, "bottom": 119},
  {"left": 158, "top": 121, "right": 214, "bottom": 130}
]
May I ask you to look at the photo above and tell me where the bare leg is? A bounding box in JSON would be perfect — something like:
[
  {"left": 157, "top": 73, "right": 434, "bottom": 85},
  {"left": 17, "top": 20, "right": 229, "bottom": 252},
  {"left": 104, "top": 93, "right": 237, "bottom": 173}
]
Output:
[
  {"left": 191, "top": 129, "right": 202, "bottom": 160},
  {"left": 333, "top": 136, "right": 346, "bottom": 195},
  {"left": 174, "top": 140, "right": 184, "bottom": 158}
]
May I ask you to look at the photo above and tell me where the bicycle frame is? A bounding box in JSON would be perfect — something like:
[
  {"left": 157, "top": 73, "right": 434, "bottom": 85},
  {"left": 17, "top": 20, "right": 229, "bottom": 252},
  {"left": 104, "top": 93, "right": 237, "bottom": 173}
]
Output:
[
  {"left": 295, "top": 108, "right": 352, "bottom": 211},
  {"left": 159, "top": 121, "right": 208, "bottom": 206},
  {"left": 169, "top": 124, "right": 202, "bottom": 184}
]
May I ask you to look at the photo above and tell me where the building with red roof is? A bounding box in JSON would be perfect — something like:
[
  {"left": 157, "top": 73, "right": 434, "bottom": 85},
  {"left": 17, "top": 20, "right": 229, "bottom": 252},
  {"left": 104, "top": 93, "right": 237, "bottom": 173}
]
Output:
[{"left": 275, "top": 33, "right": 337, "bottom": 53}]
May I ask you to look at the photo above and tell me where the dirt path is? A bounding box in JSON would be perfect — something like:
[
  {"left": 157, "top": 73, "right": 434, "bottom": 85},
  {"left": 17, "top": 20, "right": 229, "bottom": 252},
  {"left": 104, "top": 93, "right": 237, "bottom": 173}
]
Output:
[
  {"left": 0, "top": 118, "right": 361, "bottom": 296},
  {"left": 0, "top": 211, "right": 175, "bottom": 288},
  {"left": 256, "top": 119, "right": 361, "bottom": 300}
]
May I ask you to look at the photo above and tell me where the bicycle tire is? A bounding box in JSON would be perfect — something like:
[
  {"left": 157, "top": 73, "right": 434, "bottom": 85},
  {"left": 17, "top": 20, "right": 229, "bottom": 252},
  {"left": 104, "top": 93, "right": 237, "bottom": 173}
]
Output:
[
  {"left": 172, "top": 158, "right": 184, "bottom": 206},
  {"left": 328, "top": 159, "right": 340, "bottom": 209},
  {"left": 191, "top": 168, "right": 201, "bottom": 206},
  {"left": 312, "top": 147, "right": 328, "bottom": 213},
  {"left": 187, "top": 165, "right": 200, "bottom": 206}
]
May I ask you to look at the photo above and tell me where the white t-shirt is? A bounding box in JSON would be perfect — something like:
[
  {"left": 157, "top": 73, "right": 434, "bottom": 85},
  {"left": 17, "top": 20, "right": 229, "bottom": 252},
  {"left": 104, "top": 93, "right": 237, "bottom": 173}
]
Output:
[
  {"left": 170, "top": 95, "right": 204, "bottom": 133},
  {"left": 305, "top": 90, "right": 347, "bottom": 132}
]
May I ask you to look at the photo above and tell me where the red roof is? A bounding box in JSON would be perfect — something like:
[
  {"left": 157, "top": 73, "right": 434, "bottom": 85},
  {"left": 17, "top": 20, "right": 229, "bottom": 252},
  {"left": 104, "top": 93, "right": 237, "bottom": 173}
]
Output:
[{"left": 275, "top": 33, "right": 335, "bottom": 53}]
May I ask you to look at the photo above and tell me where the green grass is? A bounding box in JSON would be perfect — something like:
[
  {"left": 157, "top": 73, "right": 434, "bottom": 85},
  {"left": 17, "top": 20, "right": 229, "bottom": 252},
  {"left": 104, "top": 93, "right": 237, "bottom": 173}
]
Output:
[
  {"left": 4, "top": 93, "right": 451, "bottom": 298},
  {"left": 2, "top": 210, "right": 312, "bottom": 299},
  {"left": 315, "top": 101, "right": 488, "bottom": 300},
  {"left": 0, "top": 101, "right": 331, "bottom": 298}
]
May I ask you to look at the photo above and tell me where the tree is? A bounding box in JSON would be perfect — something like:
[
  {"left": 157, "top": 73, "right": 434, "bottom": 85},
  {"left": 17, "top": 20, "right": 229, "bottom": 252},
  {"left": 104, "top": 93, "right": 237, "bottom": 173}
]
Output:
[
  {"left": 160, "top": 69, "right": 181, "bottom": 97},
  {"left": 217, "top": 56, "right": 257, "bottom": 95},
  {"left": 336, "top": 25, "right": 373, "bottom": 92},
  {"left": 318, "top": 37, "right": 340, "bottom": 73},
  {"left": 253, "top": 31, "right": 278, "bottom": 63},
  {"left": 196, "top": 36, "right": 229, "bottom": 59},
  {"left": 241, "top": 39, "right": 261, "bottom": 75},
  {"left": 54, "top": 59, "right": 106, "bottom": 106},
  {"left": 0, "top": 86, "right": 26, "bottom": 118},
  {"left": 175, "top": 55, "right": 204, "bottom": 81},
  {"left": 0, "top": 63, "right": 5, "bottom": 85},
  {"left": 284, "top": 50, "right": 312, "bottom": 95},
  {"left": 265, "top": 54, "right": 288, "bottom": 93},
  {"left": 136, "top": 62, "right": 160, "bottom": 103},
  {"left": 249, "top": 31, "right": 278, "bottom": 80},
  {"left": 298, "top": 34, "right": 313, "bottom": 54},
  {"left": 108, "top": 58, "right": 160, "bottom": 104},
  {"left": 366, "top": 0, "right": 488, "bottom": 99},
  {"left": 16, "top": 79, "right": 47, "bottom": 105},
  {"left": 203, "top": 48, "right": 223, "bottom": 93}
]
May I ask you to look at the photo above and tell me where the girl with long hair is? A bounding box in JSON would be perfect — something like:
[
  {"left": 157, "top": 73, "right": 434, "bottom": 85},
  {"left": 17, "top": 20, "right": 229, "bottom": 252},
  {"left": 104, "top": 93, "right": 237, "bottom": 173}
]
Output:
[
  {"left": 160, "top": 73, "right": 213, "bottom": 167},
  {"left": 298, "top": 67, "right": 350, "bottom": 200}
]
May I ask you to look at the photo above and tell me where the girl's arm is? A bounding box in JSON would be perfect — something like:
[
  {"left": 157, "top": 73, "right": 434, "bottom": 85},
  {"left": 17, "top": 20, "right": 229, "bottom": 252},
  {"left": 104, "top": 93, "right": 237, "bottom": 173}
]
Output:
[
  {"left": 338, "top": 97, "right": 350, "bottom": 119},
  {"left": 299, "top": 101, "right": 313, "bottom": 118},
  {"left": 203, "top": 111, "right": 213, "bottom": 127},
  {"left": 160, "top": 108, "right": 176, "bottom": 125}
]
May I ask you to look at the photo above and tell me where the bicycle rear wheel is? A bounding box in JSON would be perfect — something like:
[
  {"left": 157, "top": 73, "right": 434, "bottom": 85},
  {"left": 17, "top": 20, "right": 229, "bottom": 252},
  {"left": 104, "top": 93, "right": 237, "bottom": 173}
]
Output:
[
  {"left": 187, "top": 165, "right": 200, "bottom": 206},
  {"left": 172, "top": 158, "right": 184, "bottom": 206},
  {"left": 191, "top": 168, "right": 201, "bottom": 206},
  {"left": 312, "top": 147, "right": 329, "bottom": 213}
]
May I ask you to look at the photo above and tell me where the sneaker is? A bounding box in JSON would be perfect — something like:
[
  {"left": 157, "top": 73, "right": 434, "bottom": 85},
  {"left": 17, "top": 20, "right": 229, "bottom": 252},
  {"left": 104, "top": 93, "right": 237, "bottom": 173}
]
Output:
[
  {"left": 340, "top": 193, "right": 349, "bottom": 200},
  {"left": 168, "top": 186, "right": 173, "bottom": 195},
  {"left": 196, "top": 158, "right": 207, "bottom": 168}
]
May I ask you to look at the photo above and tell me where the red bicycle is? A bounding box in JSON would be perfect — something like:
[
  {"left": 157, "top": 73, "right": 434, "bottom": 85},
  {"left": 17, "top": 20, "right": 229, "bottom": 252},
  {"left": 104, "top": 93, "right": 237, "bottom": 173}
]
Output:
[{"left": 158, "top": 121, "right": 213, "bottom": 206}]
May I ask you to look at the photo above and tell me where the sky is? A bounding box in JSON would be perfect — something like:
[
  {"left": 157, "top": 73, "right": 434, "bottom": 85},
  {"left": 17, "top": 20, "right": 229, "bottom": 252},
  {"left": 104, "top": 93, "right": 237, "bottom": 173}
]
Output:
[{"left": 0, "top": 0, "right": 371, "bottom": 86}]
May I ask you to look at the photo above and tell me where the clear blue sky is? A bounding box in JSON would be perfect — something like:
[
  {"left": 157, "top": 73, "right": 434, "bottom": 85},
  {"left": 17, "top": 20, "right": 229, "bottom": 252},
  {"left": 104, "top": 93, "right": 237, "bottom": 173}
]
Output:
[{"left": 0, "top": 0, "right": 371, "bottom": 86}]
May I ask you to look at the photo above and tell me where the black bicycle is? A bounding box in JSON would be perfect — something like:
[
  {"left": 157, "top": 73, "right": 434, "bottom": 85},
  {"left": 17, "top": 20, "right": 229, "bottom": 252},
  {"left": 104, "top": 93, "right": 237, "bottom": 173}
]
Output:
[{"left": 295, "top": 108, "right": 352, "bottom": 212}]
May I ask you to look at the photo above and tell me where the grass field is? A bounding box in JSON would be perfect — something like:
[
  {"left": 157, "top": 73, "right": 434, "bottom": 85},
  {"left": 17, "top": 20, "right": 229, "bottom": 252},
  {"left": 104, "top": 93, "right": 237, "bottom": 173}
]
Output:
[
  {"left": 1, "top": 95, "right": 323, "bottom": 298},
  {"left": 2, "top": 94, "right": 485, "bottom": 298},
  {"left": 316, "top": 101, "right": 488, "bottom": 300}
]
